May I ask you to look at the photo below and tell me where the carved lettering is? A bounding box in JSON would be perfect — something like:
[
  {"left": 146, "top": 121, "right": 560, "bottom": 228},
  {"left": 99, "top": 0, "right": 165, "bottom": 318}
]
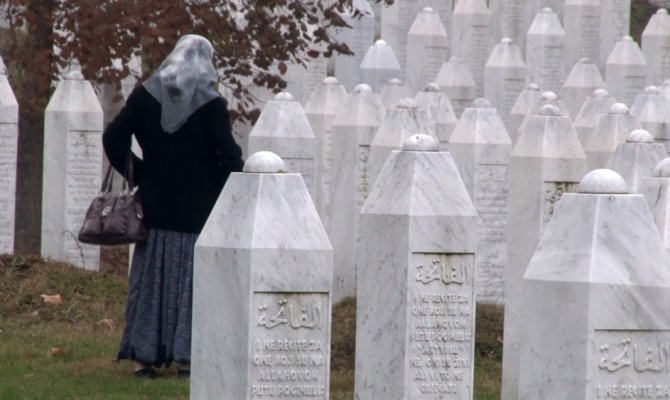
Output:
[{"left": 0, "top": 123, "right": 17, "bottom": 253}]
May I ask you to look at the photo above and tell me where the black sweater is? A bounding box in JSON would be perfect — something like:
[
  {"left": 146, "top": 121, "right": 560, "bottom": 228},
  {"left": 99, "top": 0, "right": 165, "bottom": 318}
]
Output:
[{"left": 102, "top": 85, "right": 244, "bottom": 233}]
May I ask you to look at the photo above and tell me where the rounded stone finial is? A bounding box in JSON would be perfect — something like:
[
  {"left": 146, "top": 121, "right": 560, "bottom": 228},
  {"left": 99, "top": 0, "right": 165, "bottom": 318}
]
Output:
[
  {"left": 397, "top": 97, "right": 419, "bottom": 109},
  {"left": 541, "top": 91, "right": 558, "bottom": 101},
  {"left": 578, "top": 169, "right": 628, "bottom": 194},
  {"left": 66, "top": 70, "right": 84, "bottom": 80},
  {"left": 644, "top": 85, "right": 661, "bottom": 95},
  {"left": 627, "top": 129, "right": 654, "bottom": 143},
  {"left": 501, "top": 37, "right": 512, "bottom": 45},
  {"left": 449, "top": 55, "right": 462, "bottom": 62},
  {"left": 622, "top": 35, "right": 633, "bottom": 42},
  {"left": 354, "top": 83, "right": 373, "bottom": 94},
  {"left": 423, "top": 6, "right": 434, "bottom": 13},
  {"left": 375, "top": 39, "right": 387, "bottom": 46},
  {"left": 243, "top": 151, "right": 287, "bottom": 173},
  {"left": 657, "top": 8, "right": 668, "bottom": 15},
  {"left": 539, "top": 104, "right": 561, "bottom": 116},
  {"left": 593, "top": 88, "right": 609, "bottom": 97},
  {"left": 323, "top": 76, "right": 339, "bottom": 85},
  {"left": 610, "top": 103, "right": 629, "bottom": 114},
  {"left": 473, "top": 98, "right": 491, "bottom": 108},
  {"left": 274, "top": 92, "right": 294, "bottom": 101},
  {"left": 423, "top": 82, "right": 441, "bottom": 92},
  {"left": 579, "top": 57, "right": 592, "bottom": 64},
  {"left": 541, "top": 7, "right": 553, "bottom": 13},
  {"left": 528, "top": 83, "right": 541, "bottom": 91},
  {"left": 655, "top": 158, "right": 670, "bottom": 177},
  {"left": 402, "top": 134, "right": 439, "bottom": 152},
  {"left": 387, "top": 78, "right": 402, "bottom": 86}
]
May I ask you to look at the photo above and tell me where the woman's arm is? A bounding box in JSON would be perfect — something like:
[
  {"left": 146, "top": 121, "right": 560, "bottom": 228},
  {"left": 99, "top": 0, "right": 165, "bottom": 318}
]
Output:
[{"left": 209, "top": 98, "right": 244, "bottom": 182}]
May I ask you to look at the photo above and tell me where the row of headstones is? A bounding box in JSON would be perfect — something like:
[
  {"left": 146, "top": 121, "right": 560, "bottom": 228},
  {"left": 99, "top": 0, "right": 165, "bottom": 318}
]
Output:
[{"left": 189, "top": 140, "right": 670, "bottom": 399}]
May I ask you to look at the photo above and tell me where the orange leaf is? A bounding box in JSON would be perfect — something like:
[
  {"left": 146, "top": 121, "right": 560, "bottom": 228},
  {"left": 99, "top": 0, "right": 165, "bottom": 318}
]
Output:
[{"left": 40, "top": 294, "right": 62, "bottom": 305}]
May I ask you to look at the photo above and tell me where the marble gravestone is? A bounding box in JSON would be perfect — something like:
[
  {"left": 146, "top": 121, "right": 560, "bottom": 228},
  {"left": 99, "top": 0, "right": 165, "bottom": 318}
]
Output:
[
  {"left": 526, "top": 8, "right": 566, "bottom": 94},
  {"left": 574, "top": 88, "right": 616, "bottom": 146},
  {"left": 599, "top": 0, "right": 632, "bottom": 70},
  {"left": 518, "top": 168, "right": 670, "bottom": 400},
  {"left": 355, "top": 134, "right": 477, "bottom": 400},
  {"left": 368, "top": 98, "right": 436, "bottom": 189},
  {"left": 606, "top": 129, "right": 668, "bottom": 193},
  {"left": 451, "top": 0, "right": 491, "bottom": 98},
  {"left": 639, "top": 158, "right": 670, "bottom": 252},
  {"left": 560, "top": 58, "right": 607, "bottom": 120},
  {"left": 329, "top": 84, "right": 386, "bottom": 303},
  {"left": 435, "top": 56, "right": 476, "bottom": 118},
  {"left": 630, "top": 86, "right": 670, "bottom": 152},
  {"left": 449, "top": 99, "right": 512, "bottom": 304},
  {"left": 406, "top": 7, "right": 449, "bottom": 95},
  {"left": 285, "top": 58, "right": 328, "bottom": 105},
  {"left": 584, "top": 103, "right": 640, "bottom": 171},
  {"left": 360, "top": 40, "right": 402, "bottom": 93},
  {"left": 563, "top": 0, "right": 601, "bottom": 72},
  {"left": 332, "top": 0, "right": 376, "bottom": 92},
  {"left": 605, "top": 36, "right": 647, "bottom": 107},
  {"left": 642, "top": 8, "right": 670, "bottom": 86},
  {"left": 507, "top": 83, "right": 542, "bottom": 144},
  {"left": 304, "top": 77, "right": 348, "bottom": 229},
  {"left": 488, "top": 0, "right": 525, "bottom": 53},
  {"left": 484, "top": 38, "right": 527, "bottom": 126},
  {"left": 414, "top": 83, "right": 458, "bottom": 149},
  {"left": 191, "top": 151, "right": 333, "bottom": 400},
  {"left": 502, "top": 104, "right": 587, "bottom": 400},
  {"left": 522, "top": 1, "right": 566, "bottom": 52},
  {"left": 42, "top": 71, "right": 103, "bottom": 270},
  {"left": 0, "top": 56, "right": 17, "bottom": 255},
  {"left": 247, "top": 92, "right": 318, "bottom": 198},
  {"left": 662, "top": 79, "right": 670, "bottom": 102},
  {"left": 380, "top": 79, "right": 413, "bottom": 111},
  {"left": 517, "top": 91, "right": 571, "bottom": 141}
]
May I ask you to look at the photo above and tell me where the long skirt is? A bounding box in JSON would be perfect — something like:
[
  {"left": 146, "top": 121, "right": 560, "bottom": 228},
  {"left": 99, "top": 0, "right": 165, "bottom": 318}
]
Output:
[{"left": 117, "top": 228, "right": 198, "bottom": 367}]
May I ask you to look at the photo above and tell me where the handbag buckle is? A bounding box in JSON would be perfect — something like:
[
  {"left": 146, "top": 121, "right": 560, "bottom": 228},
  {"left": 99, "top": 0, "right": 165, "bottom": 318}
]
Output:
[{"left": 102, "top": 206, "right": 112, "bottom": 216}]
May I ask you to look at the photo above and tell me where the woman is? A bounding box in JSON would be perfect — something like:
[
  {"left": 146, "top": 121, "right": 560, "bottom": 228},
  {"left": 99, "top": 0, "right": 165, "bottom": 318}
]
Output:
[{"left": 103, "top": 34, "right": 244, "bottom": 378}]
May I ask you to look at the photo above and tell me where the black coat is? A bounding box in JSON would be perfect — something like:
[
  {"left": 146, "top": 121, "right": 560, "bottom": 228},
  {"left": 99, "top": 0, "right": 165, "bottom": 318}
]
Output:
[{"left": 103, "top": 85, "right": 244, "bottom": 233}]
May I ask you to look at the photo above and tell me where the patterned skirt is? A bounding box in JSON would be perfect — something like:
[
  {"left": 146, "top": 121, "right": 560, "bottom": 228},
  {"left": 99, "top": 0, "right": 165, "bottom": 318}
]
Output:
[{"left": 117, "top": 228, "right": 198, "bottom": 367}]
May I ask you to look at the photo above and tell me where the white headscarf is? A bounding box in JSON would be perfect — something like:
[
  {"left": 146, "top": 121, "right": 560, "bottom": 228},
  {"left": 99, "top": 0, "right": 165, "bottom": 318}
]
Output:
[{"left": 143, "top": 34, "right": 220, "bottom": 134}]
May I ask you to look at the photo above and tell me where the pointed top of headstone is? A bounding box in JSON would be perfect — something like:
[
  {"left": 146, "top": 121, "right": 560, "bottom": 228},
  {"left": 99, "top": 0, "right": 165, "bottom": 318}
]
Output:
[
  {"left": 66, "top": 70, "right": 84, "bottom": 80},
  {"left": 243, "top": 151, "right": 287, "bottom": 173},
  {"left": 486, "top": 36, "right": 526, "bottom": 68},
  {"left": 542, "top": 91, "right": 558, "bottom": 101},
  {"left": 381, "top": 80, "right": 412, "bottom": 110},
  {"left": 644, "top": 85, "right": 661, "bottom": 95},
  {"left": 355, "top": 83, "right": 373, "bottom": 93},
  {"left": 397, "top": 98, "right": 419, "bottom": 109},
  {"left": 593, "top": 88, "right": 610, "bottom": 97},
  {"left": 360, "top": 40, "right": 402, "bottom": 70},
  {"left": 529, "top": 83, "right": 541, "bottom": 91},
  {"left": 611, "top": 103, "right": 630, "bottom": 114},
  {"left": 627, "top": 129, "right": 655, "bottom": 143},
  {"left": 409, "top": 6, "right": 448, "bottom": 36},
  {"left": 435, "top": 56, "right": 476, "bottom": 88},
  {"left": 606, "top": 36, "right": 647, "bottom": 67},
  {"left": 274, "top": 92, "right": 295, "bottom": 101},
  {"left": 473, "top": 98, "right": 491, "bottom": 108},
  {"left": 528, "top": 7, "right": 564, "bottom": 36},
  {"left": 388, "top": 78, "right": 402, "bottom": 86},
  {"left": 577, "top": 169, "right": 628, "bottom": 194},
  {"left": 563, "top": 59, "right": 606, "bottom": 88},
  {"left": 323, "top": 76, "right": 340, "bottom": 85},
  {"left": 655, "top": 158, "right": 670, "bottom": 177},
  {"left": 402, "top": 134, "right": 440, "bottom": 151},
  {"left": 658, "top": 8, "right": 668, "bottom": 15}
]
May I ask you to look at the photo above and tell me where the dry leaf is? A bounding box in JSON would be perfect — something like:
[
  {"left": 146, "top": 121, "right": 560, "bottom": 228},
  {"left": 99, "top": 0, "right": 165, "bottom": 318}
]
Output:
[
  {"left": 97, "top": 319, "right": 116, "bottom": 331},
  {"left": 29, "top": 311, "right": 39, "bottom": 318},
  {"left": 50, "top": 347, "right": 68, "bottom": 357},
  {"left": 40, "top": 294, "right": 62, "bottom": 305}
]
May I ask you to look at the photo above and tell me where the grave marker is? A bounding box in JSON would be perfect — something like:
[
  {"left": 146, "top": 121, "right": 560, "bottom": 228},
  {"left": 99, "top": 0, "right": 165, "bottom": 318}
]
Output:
[
  {"left": 639, "top": 158, "right": 670, "bottom": 252},
  {"left": 599, "top": 0, "right": 632, "bottom": 70},
  {"left": 507, "top": 83, "right": 542, "bottom": 144},
  {"left": 630, "top": 85, "right": 670, "bottom": 152},
  {"left": 605, "top": 36, "right": 647, "bottom": 107},
  {"left": 406, "top": 7, "right": 449, "bottom": 94},
  {"left": 380, "top": 78, "right": 413, "bottom": 111},
  {"left": 606, "top": 129, "right": 668, "bottom": 193},
  {"left": 332, "top": 0, "right": 376, "bottom": 92},
  {"left": 414, "top": 83, "right": 458, "bottom": 149},
  {"left": 560, "top": 57, "right": 607, "bottom": 119},
  {"left": 0, "top": 57, "right": 17, "bottom": 255},
  {"left": 642, "top": 8, "right": 670, "bottom": 86},
  {"left": 451, "top": 0, "right": 491, "bottom": 97},
  {"left": 584, "top": 103, "right": 640, "bottom": 171},
  {"left": 435, "top": 56, "right": 476, "bottom": 117},
  {"left": 484, "top": 38, "right": 527, "bottom": 126},
  {"left": 574, "top": 88, "right": 616, "bottom": 146},
  {"left": 526, "top": 7, "right": 566, "bottom": 94},
  {"left": 563, "top": 0, "right": 601, "bottom": 71},
  {"left": 360, "top": 39, "right": 402, "bottom": 93}
]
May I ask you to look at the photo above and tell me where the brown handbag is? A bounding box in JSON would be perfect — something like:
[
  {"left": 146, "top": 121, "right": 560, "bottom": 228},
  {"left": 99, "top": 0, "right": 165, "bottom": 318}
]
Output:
[{"left": 77, "top": 154, "right": 147, "bottom": 245}]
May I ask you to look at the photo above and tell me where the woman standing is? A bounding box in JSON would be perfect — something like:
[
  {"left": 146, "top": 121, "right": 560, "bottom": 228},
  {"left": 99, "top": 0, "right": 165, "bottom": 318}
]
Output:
[{"left": 103, "top": 34, "right": 244, "bottom": 378}]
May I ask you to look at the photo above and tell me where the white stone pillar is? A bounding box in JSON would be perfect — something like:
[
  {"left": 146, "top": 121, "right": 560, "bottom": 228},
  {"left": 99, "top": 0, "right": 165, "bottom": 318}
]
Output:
[
  {"left": 0, "top": 57, "right": 17, "bottom": 255},
  {"left": 488, "top": 0, "right": 526, "bottom": 52},
  {"left": 449, "top": 99, "right": 512, "bottom": 304},
  {"left": 584, "top": 103, "right": 640, "bottom": 171},
  {"left": 560, "top": 57, "right": 607, "bottom": 119},
  {"left": 639, "top": 157, "right": 670, "bottom": 252},
  {"left": 517, "top": 91, "right": 571, "bottom": 139},
  {"left": 526, "top": 8, "right": 566, "bottom": 94},
  {"left": 359, "top": 39, "right": 403, "bottom": 93},
  {"left": 41, "top": 70, "right": 103, "bottom": 270},
  {"left": 574, "top": 88, "right": 616, "bottom": 145},
  {"left": 599, "top": 0, "right": 631, "bottom": 71},
  {"left": 285, "top": 57, "right": 329, "bottom": 105},
  {"left": 435, "top": 56, "right": 477, "bottom": 117},
  {"left": 414, "top": 83, "right": 458, "bottom": 149},
  {"left": 191, "top": 151, "right": 333, "bottom": 400},
  {"left": 332, "top": 0, "right": 376, "bottom": 92},
  {"left": 605, "top": 36, "right": 647, "bottom": 108},
  {"left": 451, "top": 0, "right": 491, "bottom": 97},
  {"left": 379, "top": 78, "right": 413, "bottom": 111},
  {"left": 248, "top": 92, "right": 318, "bottom": 198},
  {"left": 484, "top": 37, "right": 528, "bottom": 125},
  {"left": 606, "top": 129, "right": 668, "bottom": 193},
  {"left": 406, "top": 7, "right": 450, "bottom": 94},
  {"left": 518, "top": 168, "right": 670, "bottom": 399},
  {"left": 631, "top": 86, "right": 670, "bottom": 152},
  {"left": 329, "top": 84, "right": 386, "bottom": 303},
  {"left": 507, "top": 83, "right": 542, "bottom": 144},
  {"left": 642, "top": 8, "right": 670, "bottom": 86},
  {"left": 355, "top": 134, "right": 477, "bottom": 400},
  {"left": 502, "top": 103, "right": 586, "bottom": 400},
  {"left": 563, "top": 0, "right": 601, "bottom": 72}
]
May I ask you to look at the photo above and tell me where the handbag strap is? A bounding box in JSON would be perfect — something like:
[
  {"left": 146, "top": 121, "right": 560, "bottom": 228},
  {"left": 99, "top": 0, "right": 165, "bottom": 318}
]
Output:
[
  {"left": 125, "top": 152, "right": 135, "bottom": 189},
  {"left": 100, "top": 163, "right": 115, "bottom": 194}
]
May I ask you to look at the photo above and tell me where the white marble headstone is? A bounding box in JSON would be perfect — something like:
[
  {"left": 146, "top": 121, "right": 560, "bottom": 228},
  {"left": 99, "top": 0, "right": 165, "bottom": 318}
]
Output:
[
  {"left": 639, "top": 158, "right": 670, "bottom": 252},
  {"left": 642, "top": 8, "right": 670, "bottom": 86},
  {"left": 435, "top": 56, "right": 477, "bottom": 117},
  {"left": 630, "top": 85, "right": 670, "bottom": 152},
  {"left": 359, "top": 39, "right": 402, "bottom": 93},
  {"left": 574, "top": 88, "right": 617, "bottom": 145},
  {"left": 517, "top": 90, "right": 570, "bottom": 140},
  {"left": 414, "top": 83, "right": 458, "bottom": 148},
  {"left": 518, "top": 168, "right": 670, "bottom": 400},
  {"left": 380, "top": 78, "right": 413, "bottom": 111},
  {"left": 526, "top": 8, "right": 566, "bottom": 94},
  {"left": 329, "top": 83, "right": 386, "bottom": 303},
  {"left": 248, "top": 92, "right": 318, "bottom": 198},
  {"left": 41, "top": 70, "right": 103, "bottom": 270},
  {"left": 502, "top": 103, "right": 587, "bottom": 400},
  {"left": 449, "top": 99, "right": 512, "bottom": 304},
  {"left": 599, "top": 0, "right": 632, "bottom": 70},
  {"left": 191, "top": 151, "right": 333, "bottom": 400},
  {"left": 451, "top": 0, "right": 491, "bottom": 97},
  {"left": 584, "top": 102, "right": 640, "bottom": 171},
  {"left": 606, "top": 129, "right": 668, "bottom": 193},
  {"left": 488, "top": 0, "right": 525, "bottom": 52},
  {"left": 285, "top": 58, "right": 329, "bottom": 105},
  {"left": 484, "top": 38, "right": 527, "bottom": 126},
  {"left": 605, "top": 36, "right": 647, "bottom": 107},
  {"left": 332, "top": 0, "right": 376, "bottom": 92},
  {"left": 406, "top": 7, "right": 449, "bottom": 94},
  {"left": 0, "top": 57, "right": 17, "bottom": 255},
  {"left": 507, "top": 83, "right": 542, "bottom": 144},
  {"left": 560, "top": 57, "right": 607, "bottom": 119},
  {"left": 563, "top": 0, "right": 601, "bottom": 72},
  {"left": 355, "top": 134, "right": 477, "bottom": 400}
]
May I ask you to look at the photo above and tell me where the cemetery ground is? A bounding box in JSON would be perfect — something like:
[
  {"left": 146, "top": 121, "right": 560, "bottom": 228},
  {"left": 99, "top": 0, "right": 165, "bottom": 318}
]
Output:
[{"left": 0, "top": 247, "right": 502, "bottom": 400}]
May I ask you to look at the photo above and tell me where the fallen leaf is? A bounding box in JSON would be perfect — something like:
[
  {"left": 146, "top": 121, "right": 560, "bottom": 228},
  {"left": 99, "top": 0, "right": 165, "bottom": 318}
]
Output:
[
  {"left": 50, "top": 347, "right": 69, "bottom": 357},
  {"left": 29, "top": 311, "right": 39, "bottom": 318},
  {"left": 40, "top": 294, "right": 62, "bottom": 305},
  {"left": 97, "top": 319, "right": 116, "bottom": 331}
]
